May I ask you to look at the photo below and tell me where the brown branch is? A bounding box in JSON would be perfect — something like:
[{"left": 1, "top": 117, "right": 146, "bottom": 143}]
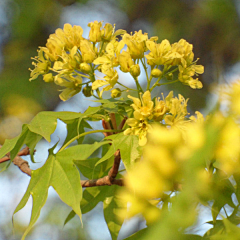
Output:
[
  {"left": 1, "top": 133, "right": 124, "bottom": 188},
  {"left": 81, "top": 177, "right": 124, "bottom": 187},
  {"left": 108, "top": 149, "right": 121, "bottom": 181},
  {"left": 82, "top": 149, "right": 123, "bottom": 188},
  {"left": 102, "top": 119, "right": 113, "bottom": 137},
  {"left": 13, "top": 156, "right": 32, "bottom": 176},
  {"left": 118, "top": 117, "right": 127, "bottom": 130},
  {"left": 109, "top": 113, "right": 117, "bottom": 131},
  {"left": 0, "top": 146, "right": 31, "bottom": 163}
]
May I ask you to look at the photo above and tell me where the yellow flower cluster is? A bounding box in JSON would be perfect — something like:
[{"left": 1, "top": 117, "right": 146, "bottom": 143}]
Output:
[
  {"left": 29, "top": 21, "right": 126, "bottom": 100},
  {"left": 120, "top": 121, "right": 205, "bottom": 223},
  {"left": 146, "top": 39, "right": 204, "bottom": 88},
  {"left": 120, "top": 81, "right": 240, "bottom": 223},
  {"left": 124, "top": 90, "right": 190, "bottom": 146},
  {"left": 29, "top": 21, "right": 204, "bottom": 101}
]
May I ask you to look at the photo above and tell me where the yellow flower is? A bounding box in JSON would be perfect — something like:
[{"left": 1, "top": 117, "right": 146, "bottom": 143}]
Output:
[
  {"left": 92, "top": 66, "right": 118, "bottom": 97},
  {"left": 125, "top": 160, "right": 165, "bottom": 199},
  {"left": 166, "top": 39, "right": 193, "bottom": 67},
  {"left": 164, "top": 94, "right": 189, "bottom": 129},
  {"left": 124, "top": 111, "right": 152, "bottom": 146},
  {"left": 101, "top": 23, "right": 114, "bottom": 42},
  {"left": 178, "top": 64, "right": 204, "bottom": 89},
  {"left": 215, "top": 118, "right": 240, "bottom": 174},
  {"left": 54, "top": 74, "right": 82, "bottom": 101},
  {"left": 153, "top": 91, "right": 173, "bottom": 121},
  {"left": 122, "top": 30, "right": 149, "bottom": 59},
  {"left": 29, "top": 48, "right": 51, "bottom": 81},
  {"left": 145, "top": 39, "right": 171, "bottom": 65},
  {"left": 88, "top": 21, "right": 102, "bottom": 43},
  {"left": 56, "top": 23, "right": 83, "bottom": 50},
  {"left": 57, "top": 46, "right": 81, "bottom": 72},
  {"left": 229, "top": 80, "right": 240, "bottom": 116},
  {"left": 43, "top": 73, "right": 54, "bottom": 83},
  {"left": 128, "top": 91, "right": 154, "bottom": 119},
  {"left": 93, "top": 39, "right": 125, "bottom": 69},
  {"left": 118, "top": 50, "right": 134, "bottom": 72},
  {"left": 189, "top": 111, "right": 205, "bottom": 124},
  {"left": 130, "top": 64, "right": 141, "bottom": 77},
  {"left": 111, "top": 88, "right": 121, "bottom": 98},
  {"left": 43, "top": 23, "right": 84, "bottom": 61},
  {"left": 151, "top": 68, "right": 162, "bottom": 78},
  {"left": 44, "top": 35, "right": 65, "bottom": 61},
  {"left": 79, "top": 40, "right": 96, "bottom": 63}
]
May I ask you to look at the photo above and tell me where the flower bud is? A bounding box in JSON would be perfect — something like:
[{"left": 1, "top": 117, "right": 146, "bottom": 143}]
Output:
[
  {"left": 130, "top": 64, "right": 141, "bottom": 77},
  {"left": 43, "top": 73, "right": 54, "bottom": 82},
  {"left": 151, "top": 68, "right": 162, "bottom": 78},
  {"left": 88, "top": 21, "right": 102, "bottom": 43},
  {"left": 101, "top": 23, "right": 113, "bottom": 42},
  {"left": 82, "top": 85, "right": 93, "bottom": 97},
  {"left": 166, "top": 72, "right": 173, "bottom": 80},
  {"left": 118, "top": 51, "right": 134, "bottom": 72},
  {"left": 80, "top": 63, "right": 91, "bottom": 73},
  {"left": 111, "top": 88, "right": 122, "bottom": 98},
  {"left": 80, "top": 40, "right": 96, "bottom": 63}
]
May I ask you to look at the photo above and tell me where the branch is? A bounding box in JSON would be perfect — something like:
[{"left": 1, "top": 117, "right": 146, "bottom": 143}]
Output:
[
  {"left": 13, "top": 156, "right": 32, "bottom": 176},
  {"left": 1, "top": 147, "right": 124, "bottom": 187},
  {"left": 108, "top": 149, "right": 121, "bottom": 181},
  {"left": 81, "top": 177, "right": 124, "bottom": 187},
  {"left": 81, "top": 149, "right": 124, "bottom": 188},
  {"left": 1, "top": 127, "right": 124, "bottom": 188},
  {"left": 0, "top": 146, "right": 31, "bottom": 163}
]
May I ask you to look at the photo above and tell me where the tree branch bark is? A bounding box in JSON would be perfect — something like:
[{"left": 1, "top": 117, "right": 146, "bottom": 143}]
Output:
[
  {"left": 1, "top": 147, "right": 124, "bottom": 187},
  {"left": 0, "top": 146, "right": 31, "bottom": 163}
]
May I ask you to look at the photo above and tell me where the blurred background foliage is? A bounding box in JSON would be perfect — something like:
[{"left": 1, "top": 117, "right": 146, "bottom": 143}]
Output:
[{"left": 0, "top": 0, "right": 240, "bottom": 239}]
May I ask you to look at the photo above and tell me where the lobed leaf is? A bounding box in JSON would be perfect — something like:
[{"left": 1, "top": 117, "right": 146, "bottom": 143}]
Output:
[
  {"left": 96, "top": 132, "right": 141, "bottom": 171},
  {"left": 14, "top": 152, "right": 55, "bottom": 240},
  {"left": 103, "top": 185, "right": 126, "bottom": 240}
]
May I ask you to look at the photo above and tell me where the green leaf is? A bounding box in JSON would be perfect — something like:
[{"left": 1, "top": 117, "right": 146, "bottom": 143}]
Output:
[
  {"left": 95, "top": 98, "right": 132, "bottom": 115},
  {"left": 52, "top": 152, "right": 82, "bottom": 221},
  {"left": 82, "top": 105, "right": 102, "bottom": 117},
  {"left": 103, "top": 185, "right": 126, "bottom": 240},
  {"left": 57, "top": 141, "right": 111, "bottom": 160},
  {"left": 75, "top": 157, "right": 101, "bottom": 179},
  {"left": 63, "top": 118, "right": 92, "bottom": 146},
  {"left": 97, "top": 132, "right": 141, "bottom": 170},
  {"left": 0, "top": 124, "right": 42, "bottom": 171},
  {"left": 81, "top": 186, "right": 109, "bottom": 214},
  {"left": 14, "top": 142, "right": 84, "bottom": 239},
  {"left": 14, "top": 151, "right": 55, "bottom": 240},
  {"left": 0, "top": 135, "right": 19, "bottom": 159},
  {"left": 27, "top": 112, "right": 58, "bottom": 142},
  {"left": 64, "top": 210, "right": 76, "bottom": 226},
  {"left": 28, "top": 111, "right": 83, "bottom": 142},
  {"left": 75, "top": 155, "right": 114, "bottom": 179},
  {"left": 64, "top": 186, "right": 109, "bottom": 225}
]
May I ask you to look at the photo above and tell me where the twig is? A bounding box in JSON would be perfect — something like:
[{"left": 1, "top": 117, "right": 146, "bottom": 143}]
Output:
[
  {"left": 13, "top": 156, "right": 32, "bottom": 176},
  {"left": 0, "top": 146, "right": 31, "bottom": 163},
  {"left": 108, "top": 149, "right": 121, "bottom": 181},
  {"left": 102, "top": 119, "right": 113, "bottom": 137},
  {"left": 81, "top": 177, "right": 124, "bottom": 187},
  {"left": 1, "top": 147, "right": 123, "bottom": 187},
  {"left": 81, "top": 149, "right": 123, "bottom": 188}
]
